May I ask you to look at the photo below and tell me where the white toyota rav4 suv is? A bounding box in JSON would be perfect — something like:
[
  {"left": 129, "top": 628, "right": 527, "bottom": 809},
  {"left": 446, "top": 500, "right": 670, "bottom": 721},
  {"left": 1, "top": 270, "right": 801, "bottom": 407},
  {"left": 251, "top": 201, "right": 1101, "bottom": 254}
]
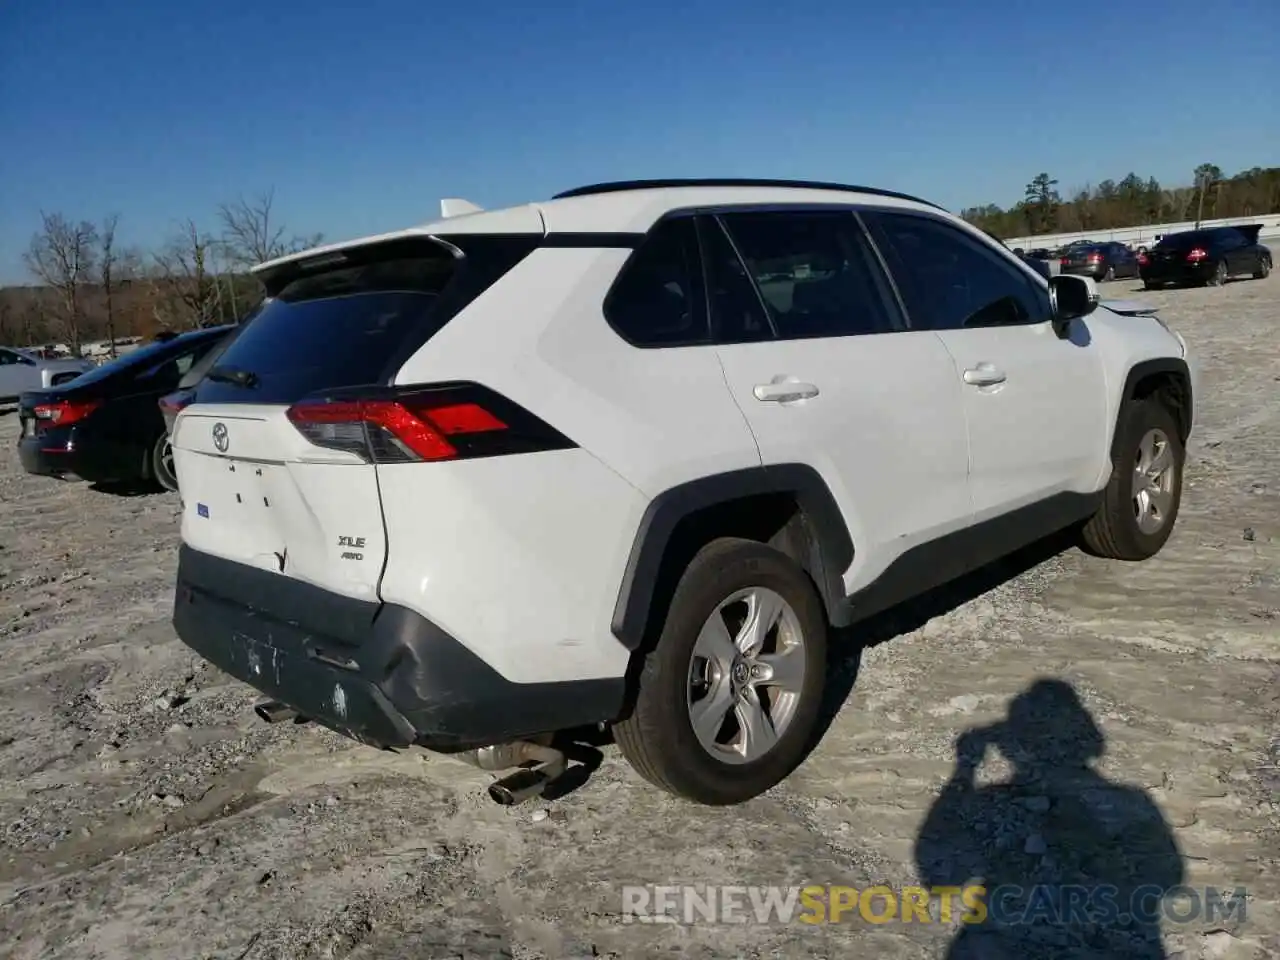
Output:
[{"left": 169, "top": 179, "right": 1196, "bottom": 806}]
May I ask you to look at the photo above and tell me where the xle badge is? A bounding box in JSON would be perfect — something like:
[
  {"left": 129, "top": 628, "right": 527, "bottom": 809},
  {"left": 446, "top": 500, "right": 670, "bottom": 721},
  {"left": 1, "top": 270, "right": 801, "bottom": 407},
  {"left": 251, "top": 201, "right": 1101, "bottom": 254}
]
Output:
[{"left": 338, "top": 535, "right": 365, "bottom": 561}]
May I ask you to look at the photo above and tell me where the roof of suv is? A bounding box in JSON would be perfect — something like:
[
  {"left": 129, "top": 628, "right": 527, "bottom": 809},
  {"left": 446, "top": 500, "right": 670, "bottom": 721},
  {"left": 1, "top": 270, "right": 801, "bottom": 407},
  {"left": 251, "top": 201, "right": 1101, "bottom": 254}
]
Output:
[{"left": 252, "top": 179, "right": 950, "bottom": 276}]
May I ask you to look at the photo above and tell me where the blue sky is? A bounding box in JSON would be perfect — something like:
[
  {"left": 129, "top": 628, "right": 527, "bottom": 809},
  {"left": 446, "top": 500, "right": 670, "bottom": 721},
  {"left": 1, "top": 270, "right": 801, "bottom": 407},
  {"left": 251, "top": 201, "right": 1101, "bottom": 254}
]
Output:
[{"left": 1, "top": 0, "right": 1276, "bottom": 282}]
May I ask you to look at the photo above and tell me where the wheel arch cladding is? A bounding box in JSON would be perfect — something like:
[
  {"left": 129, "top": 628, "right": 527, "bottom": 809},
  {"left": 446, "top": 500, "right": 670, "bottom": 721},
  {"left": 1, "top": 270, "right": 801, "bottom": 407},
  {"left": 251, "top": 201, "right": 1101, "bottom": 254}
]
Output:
[
  {"left": 610, "top": 464, "right": 854, "bottom": 651},
  {"left": 1116, "top": 358, "right": 1193, "bottom": 457}
]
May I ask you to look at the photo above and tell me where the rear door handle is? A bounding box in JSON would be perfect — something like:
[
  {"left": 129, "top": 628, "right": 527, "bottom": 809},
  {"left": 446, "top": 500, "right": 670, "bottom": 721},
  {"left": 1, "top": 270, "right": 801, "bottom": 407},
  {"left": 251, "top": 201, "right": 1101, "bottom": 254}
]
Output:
[
  {"left": 962, "top": 365, "right": 1006, "bottom": 386},
  {"left": 753, "top": 382, "right": 820, "bottom": 403}
]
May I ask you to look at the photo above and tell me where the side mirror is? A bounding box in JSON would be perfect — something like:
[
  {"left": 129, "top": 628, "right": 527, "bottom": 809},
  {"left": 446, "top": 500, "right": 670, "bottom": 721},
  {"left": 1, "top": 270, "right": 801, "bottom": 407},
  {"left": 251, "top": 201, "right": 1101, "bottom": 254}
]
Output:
[{"left": 1048, "top": 274, "right": 1099, "bottom": 336}]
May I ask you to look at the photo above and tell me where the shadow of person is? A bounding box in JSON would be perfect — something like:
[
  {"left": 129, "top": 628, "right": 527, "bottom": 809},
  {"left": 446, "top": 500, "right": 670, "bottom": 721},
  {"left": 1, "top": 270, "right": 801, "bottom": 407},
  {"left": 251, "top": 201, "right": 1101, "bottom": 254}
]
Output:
[{"left": 915, "top": 678, "right": 1184, "bottom": 959}]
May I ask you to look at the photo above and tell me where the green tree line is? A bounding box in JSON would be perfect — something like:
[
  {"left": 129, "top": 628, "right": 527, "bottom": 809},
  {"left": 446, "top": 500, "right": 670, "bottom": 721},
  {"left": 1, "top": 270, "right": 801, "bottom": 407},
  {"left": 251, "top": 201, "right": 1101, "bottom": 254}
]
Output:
[{"left": 962, "top": 164, "right": 1280, "bottom": 240}]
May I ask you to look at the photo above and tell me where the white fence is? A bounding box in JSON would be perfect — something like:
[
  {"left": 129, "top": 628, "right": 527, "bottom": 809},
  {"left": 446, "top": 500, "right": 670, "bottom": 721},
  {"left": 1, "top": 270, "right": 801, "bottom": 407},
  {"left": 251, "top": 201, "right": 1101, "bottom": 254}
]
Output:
[{"left": 1004, "top": 214, "right": 1280, "bottom": 251}]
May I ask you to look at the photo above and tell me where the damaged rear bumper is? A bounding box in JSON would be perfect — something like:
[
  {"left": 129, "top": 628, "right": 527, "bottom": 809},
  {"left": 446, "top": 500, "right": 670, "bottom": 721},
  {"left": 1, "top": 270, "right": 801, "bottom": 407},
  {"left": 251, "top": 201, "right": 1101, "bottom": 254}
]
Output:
[{"left": 172, "top": 545, "right": 626, "bottom": 751}]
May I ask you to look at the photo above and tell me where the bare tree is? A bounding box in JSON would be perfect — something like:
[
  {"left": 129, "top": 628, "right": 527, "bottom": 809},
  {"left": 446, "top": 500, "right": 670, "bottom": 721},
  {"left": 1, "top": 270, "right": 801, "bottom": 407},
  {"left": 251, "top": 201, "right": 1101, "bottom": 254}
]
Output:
[
  {"left": 153, "top": 219, "right": 220, "bottom": 329},
  {"left": 24, "top": 212, "right": 98, "bottom": 355},
  {"left": 99, "top": 214, "right": 122, "bottom": 357},
  {"left": 217, "top": 188, "right": 322, "bottom": 268}
]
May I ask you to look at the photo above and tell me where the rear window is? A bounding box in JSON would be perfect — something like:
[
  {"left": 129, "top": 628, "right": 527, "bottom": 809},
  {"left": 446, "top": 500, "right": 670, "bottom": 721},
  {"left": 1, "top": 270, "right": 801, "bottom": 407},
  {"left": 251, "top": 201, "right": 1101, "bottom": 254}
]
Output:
[
  {"left": 1155, "top": 231, "right": 1211, "bottom": 249},
  {"left": 61, "top": 332, "right": 216, "bottom": 389},
  {"left": 194, "top": 255, "right": 455, "bottom": 405}
]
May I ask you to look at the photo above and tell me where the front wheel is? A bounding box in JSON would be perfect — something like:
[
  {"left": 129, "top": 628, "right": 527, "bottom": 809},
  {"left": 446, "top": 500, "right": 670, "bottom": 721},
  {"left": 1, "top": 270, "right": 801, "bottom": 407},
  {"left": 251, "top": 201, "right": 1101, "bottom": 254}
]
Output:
[
  {"left": 614, "top": 538, "right": 828, "bottom": 805},
  {"left": 152, "top": 434, "right": 178, "bottom": 492},
  {"left": 1080, "top": 399, "right": 1184, "bottom": 561}
]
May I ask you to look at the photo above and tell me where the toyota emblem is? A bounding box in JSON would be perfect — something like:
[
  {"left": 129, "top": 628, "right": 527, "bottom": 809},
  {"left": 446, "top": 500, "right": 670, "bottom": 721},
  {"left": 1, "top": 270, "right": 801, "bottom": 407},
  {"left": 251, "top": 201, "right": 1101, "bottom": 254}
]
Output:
[{"left": 212, "top": 422, "right": 229, "bottom": 453}]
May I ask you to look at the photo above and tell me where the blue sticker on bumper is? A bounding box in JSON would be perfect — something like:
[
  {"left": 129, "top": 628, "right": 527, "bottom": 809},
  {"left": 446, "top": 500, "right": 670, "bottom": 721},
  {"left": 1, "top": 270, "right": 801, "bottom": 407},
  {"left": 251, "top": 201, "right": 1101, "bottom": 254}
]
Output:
[{"left": 197, "top": 503, "right": 209, "bottom": 518}]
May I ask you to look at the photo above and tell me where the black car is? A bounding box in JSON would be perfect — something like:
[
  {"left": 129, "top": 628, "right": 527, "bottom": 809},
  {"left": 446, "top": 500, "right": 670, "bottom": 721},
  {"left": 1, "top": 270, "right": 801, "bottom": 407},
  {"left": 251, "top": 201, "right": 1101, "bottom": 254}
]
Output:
[
  {"left": 1138, "top": 225, "right": 1273, "bottom": 289},
  {"left": 17, "top": 325, "right": 234, "bottom": 491},
  {"left": 1058, "top": 241, "right": 1140, "bottom": 282}
]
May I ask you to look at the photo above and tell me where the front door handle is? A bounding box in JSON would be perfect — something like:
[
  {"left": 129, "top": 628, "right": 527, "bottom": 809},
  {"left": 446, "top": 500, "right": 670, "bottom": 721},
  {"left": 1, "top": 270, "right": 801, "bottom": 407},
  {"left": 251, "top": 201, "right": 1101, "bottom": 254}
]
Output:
[
  {"left": 754, "top": 381, "right": 820, "bottom": 403},
  {"left": 962, "top": 365, "right": 1007, "bottom": 386}
]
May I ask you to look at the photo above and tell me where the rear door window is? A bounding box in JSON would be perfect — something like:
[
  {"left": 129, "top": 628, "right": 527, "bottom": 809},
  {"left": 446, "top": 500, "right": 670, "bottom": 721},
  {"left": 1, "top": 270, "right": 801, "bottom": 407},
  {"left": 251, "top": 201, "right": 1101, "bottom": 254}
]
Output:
[
  {"left": 194, "top": 254, "right": 456, "bottom": 405},
  {"left": 715, "top": 210, "right": 903, "bottom": 339}
]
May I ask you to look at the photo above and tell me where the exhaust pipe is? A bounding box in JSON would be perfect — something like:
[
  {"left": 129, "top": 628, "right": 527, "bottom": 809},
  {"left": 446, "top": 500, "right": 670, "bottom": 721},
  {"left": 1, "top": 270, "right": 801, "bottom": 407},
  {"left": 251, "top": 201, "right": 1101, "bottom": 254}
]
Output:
[
  {"left": 456, "top": 739, "right": 568, "bottom": 806},
  {"left": 254, "top": 699, "right": 298, "bottom": 724}
]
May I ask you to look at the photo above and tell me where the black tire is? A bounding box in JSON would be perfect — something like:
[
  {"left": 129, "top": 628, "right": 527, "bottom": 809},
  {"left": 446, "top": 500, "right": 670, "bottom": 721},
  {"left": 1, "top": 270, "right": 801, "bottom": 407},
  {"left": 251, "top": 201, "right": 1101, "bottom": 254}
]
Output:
[
  {"left": 151, "top": 434, "right": 178, "bottom": 491},
  {"left": 1080, "top": 399, "right": 1184, "bottom": 561},
  {"left": 1142, "top": 280, "right": 1161, "bottom": 291},
  {"left": 1207, "top": 259, "right": 1228, "bottom": 286},
  {"left": 1254, "top": 254, "right": 1272, "bottom": 280},
  {"left": 614, "top": 538, "right": 828, "bottom": 805},
  {"left": 1103, "top": 265, "right": 1115, "bottom": 282}
]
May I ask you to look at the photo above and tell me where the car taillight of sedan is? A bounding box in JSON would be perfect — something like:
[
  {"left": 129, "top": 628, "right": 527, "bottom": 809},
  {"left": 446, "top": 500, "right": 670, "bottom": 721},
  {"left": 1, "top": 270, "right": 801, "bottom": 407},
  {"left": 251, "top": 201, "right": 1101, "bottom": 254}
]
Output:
[{"left": 1186, "top": 247, "right": 1209, "bottom": 262}]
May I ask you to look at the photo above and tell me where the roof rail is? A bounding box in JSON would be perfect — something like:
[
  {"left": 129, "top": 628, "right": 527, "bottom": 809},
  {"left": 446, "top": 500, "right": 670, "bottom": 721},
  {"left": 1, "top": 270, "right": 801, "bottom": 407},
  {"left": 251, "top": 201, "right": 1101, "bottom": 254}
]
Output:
[{"left": 551, "top": 178, "right": 944, "bottom": 210}]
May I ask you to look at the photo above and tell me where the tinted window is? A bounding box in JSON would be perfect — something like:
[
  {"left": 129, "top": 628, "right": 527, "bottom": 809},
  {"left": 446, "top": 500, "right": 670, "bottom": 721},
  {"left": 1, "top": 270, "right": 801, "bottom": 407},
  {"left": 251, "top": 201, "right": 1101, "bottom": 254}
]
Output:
[
  {"left": 61, "top": 331, "right": 220, "bottom": 389},
  {"left": 0, "top": 349, "right": 20, "bottom": 366},
  {"left": 717, "top": 211, "right": 901, "bottom": 339},
  {"left": 863, "top": 211, "right": 1049, "bottom": 331},
  {"left": 195, "top": 255, "right": 456, "bottom": 404},
  {"left": 698, "top": 217, "right": 773, "bottom": 343},
  {"left": 179, "top": 329, "right": 239, "bottom": 389},
  {"left": 605, "top": 218, "right": 707, "bottom": 347},
  {"left": 1155, "top": 231, "right": 1211, "bottom": 250}
]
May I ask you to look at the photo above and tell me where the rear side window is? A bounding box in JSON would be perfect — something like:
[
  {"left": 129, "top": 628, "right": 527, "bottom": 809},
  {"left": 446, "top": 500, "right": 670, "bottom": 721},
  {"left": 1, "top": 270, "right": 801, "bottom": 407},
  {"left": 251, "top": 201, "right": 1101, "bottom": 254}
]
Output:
[
  {"left": 195, "top": 254, "right": 456, "bottom": 404},
  {"left": 604, "top": 218, "right": 708, "bottom": 347},
  {"left": 716, "top": 211, "right": 902, "bottom": 339},
  {"left": 699, "top": 217, "right": 774, "bottom": 344}
]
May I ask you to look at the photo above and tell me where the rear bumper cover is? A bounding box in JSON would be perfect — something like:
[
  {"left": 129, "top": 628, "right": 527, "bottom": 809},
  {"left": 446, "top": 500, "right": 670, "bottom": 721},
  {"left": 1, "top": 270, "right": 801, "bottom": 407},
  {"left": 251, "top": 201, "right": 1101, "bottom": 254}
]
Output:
[
  {"left": 17, "top": 425, "right": 142, "bottom": 483},
  {"left": 1140, "top": 261, "right": 1214, "bottom": 284},
  {"left": 172, "top": 546, "right": 626, "bottom": 751}
]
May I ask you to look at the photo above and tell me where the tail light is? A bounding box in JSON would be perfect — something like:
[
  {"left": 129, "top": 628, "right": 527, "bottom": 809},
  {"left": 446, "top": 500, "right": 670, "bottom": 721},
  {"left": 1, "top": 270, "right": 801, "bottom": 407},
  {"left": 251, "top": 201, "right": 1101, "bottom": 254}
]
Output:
[
  {"left": 1059, "top": 257, "right": 1069, "bottom": 266},
  {"left": 1186, "top": 248, "right": 1209, "bottom": 262},
  {"left": 32, "top": 398, "right": 101, "bottom": 426},
  {"left": 1137, "top": 253, "right": 1149, "bottom": 266},
  {"left": 285, "top": 383, "right": 576, "bottom": 464},
  {"left": 158, "top": 392, "right": 192, "bottom": 418},
  {"left": 1087, "top": 253, "right": 1102, "bottom": 263}
]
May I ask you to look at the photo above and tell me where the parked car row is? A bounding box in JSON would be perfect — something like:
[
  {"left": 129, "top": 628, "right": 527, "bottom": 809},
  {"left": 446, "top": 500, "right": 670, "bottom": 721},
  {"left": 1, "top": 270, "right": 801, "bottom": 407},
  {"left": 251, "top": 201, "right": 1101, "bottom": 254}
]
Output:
[{"left": 1012, "top": 225, "right": 1272, "bottom": 288}]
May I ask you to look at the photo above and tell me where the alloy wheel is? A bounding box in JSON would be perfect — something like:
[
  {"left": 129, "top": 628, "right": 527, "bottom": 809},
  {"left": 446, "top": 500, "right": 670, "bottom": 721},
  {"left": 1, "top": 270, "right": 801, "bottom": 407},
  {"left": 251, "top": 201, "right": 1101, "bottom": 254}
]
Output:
[
  {"left": 686, "top": 587, "right": 807, "bottom": 764},
  {"left": 1132, "top": 428, "right": 1175, "bottom": 535}
]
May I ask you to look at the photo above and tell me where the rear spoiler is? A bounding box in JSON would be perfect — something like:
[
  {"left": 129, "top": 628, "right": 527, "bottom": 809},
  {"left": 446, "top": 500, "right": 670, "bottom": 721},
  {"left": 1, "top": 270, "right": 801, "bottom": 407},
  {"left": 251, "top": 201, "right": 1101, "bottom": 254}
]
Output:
[
  {"left": 1230, "top": 223, "right": 1263, "bottom": 243},
  {"left": 440, "top": 198, "right": 484, "bottom": 218}
]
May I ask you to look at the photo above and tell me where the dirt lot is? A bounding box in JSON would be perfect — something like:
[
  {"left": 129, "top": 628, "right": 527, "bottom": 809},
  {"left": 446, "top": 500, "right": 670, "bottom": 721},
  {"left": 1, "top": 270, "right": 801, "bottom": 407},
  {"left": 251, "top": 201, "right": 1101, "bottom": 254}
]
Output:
[{"left": 1, "top": 278, "right": 1277, "bottom": 960}]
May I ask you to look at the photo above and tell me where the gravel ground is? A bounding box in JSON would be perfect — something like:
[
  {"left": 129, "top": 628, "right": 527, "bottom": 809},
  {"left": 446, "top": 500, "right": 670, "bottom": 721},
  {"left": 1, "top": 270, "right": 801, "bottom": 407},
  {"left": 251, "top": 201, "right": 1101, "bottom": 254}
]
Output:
[{"left": 0, "top": 277, "right": 1277, "bottom": 960}]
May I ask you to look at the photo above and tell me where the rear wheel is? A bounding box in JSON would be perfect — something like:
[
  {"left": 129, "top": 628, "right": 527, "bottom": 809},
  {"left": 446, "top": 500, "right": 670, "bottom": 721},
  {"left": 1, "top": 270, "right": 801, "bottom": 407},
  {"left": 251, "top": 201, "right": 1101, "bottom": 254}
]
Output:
[
  {"left": 152, "top": 434, "right": 178, "bottom": 492},
  {"left": 1208, "top": 260, "right": 1228, "bottom": 286},
  {"left": 1142, "top": 280, "right": 1161, "bottom": 290},
  {"left": 1254, "top": 254, "right": 1272, "bottom": 280},
  {"left": 1103, "top": 265, "right": 1115, "bottom": 282},
  {"left": 1080, "top": 399, "right": 1184, "bottom": 561},
  {"left": 614, "top": 538, "right": 827, "bottom": 805}
]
